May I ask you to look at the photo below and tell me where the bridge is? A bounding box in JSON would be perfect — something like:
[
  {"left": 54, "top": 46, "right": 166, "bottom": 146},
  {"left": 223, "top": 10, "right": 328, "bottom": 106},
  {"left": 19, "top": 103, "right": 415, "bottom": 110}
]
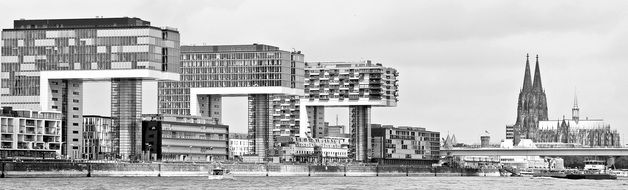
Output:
[{"left": 440, "top": 148, "right": 628, "bottom": 157}]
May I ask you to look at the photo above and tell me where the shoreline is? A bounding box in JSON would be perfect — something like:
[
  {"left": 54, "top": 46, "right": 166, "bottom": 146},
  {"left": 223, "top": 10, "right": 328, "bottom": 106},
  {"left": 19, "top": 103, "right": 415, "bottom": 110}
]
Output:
[{"left": 0, "top": 162, "right": 500, "bottom": 178}]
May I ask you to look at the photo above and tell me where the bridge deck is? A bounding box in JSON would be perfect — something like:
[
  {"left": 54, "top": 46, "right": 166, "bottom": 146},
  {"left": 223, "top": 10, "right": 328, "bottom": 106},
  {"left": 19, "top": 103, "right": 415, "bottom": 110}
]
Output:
[{"left": 441, "top": 148, "right": 628, "bottom": 156}]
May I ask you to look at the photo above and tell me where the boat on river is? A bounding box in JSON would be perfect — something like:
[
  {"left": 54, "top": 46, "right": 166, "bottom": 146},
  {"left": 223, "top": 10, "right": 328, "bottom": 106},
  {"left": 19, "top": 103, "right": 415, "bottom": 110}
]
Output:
[
  {"left": 551, "top": 160, "right": 616, "bottom": 180},
  {"left": 208, "top": 167, "right": 234, "bottom": 180}
]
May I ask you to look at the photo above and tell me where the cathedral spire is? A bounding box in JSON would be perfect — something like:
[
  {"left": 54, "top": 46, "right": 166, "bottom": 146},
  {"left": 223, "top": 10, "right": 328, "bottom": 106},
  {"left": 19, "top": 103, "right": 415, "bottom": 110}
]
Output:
[
  {"left": 532, "top": 54, "right": 543, "bottom": 91},
  {"left": 522, "top": 54, "right": 533, "bottom": 91},
  {"left": 572, "top": 89, "right": 580, "bottom": 122}
]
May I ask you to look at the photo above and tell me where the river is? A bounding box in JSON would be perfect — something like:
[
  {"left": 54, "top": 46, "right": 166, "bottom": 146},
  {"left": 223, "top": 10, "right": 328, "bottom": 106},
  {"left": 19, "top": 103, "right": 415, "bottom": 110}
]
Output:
[{"left": 2, "top": 176, "right": 627, "bottom": 189}]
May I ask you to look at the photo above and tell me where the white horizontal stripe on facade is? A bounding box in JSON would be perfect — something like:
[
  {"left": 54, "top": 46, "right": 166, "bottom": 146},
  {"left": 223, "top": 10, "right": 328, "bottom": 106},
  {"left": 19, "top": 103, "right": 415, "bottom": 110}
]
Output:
[
  {"left": 0, "top": 72, "right": 9, "bottom": 78},
  {"left": 17, "top": 71, "right": 39, "bottom": 76},
  {"left": 137, "top": 37, "right": 151, "bottom": 44},
  {"left": 45, "top": 30, "right": 76, "bottom": 38},
  {"left": 111, "top": 62, "right": 132, "bottom": 69},
  {"left": 0, "top": 95, "right": 40, "bottom": 104},
  {"left": 0, "top": 88, "right": 8, "bottom": 94},
  {"left": 34, "top": 39, "right": 56, "bottom": 46},
  {"left": 122, "top": 45, "right": 149, "bottom": 53},
  {"left": 2, "top": 56, "right": 18, "bottom": 63},
  {"left": 97, "top": 28, "right": 159, "bottom": 37},
  {"left": 164, "top": 41, "right": 175, "bottom": 48},
  {"left": 97, "top": 46, "right": 107, "bottom": 53},
  {"left": 20, "top": 63, "right": 36, "bottom": 71},
  {"left": 23, "top": 56, "right": 36, "bottom": 63}
]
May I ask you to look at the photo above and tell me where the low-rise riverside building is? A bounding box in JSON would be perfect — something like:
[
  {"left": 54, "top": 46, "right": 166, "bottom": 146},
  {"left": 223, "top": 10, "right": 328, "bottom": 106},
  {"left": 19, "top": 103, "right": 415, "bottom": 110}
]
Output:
[
  {"left": 82, "top": 115, "right": 114, "bottom": 160},
  {"left": 142, "top": 114, "right": 229, "bottom": 162},
  {"left": 276, "top": 136, "right": 350, "bottom": 164},
  {"left": 229, "top": 138, "right": 250, "bottom": 160},
  {"left": 0, "top": 107, "right": 62, "bottom": 158},
  {"left": 371, "top": 124, "right": 440, "bottom": 165}
]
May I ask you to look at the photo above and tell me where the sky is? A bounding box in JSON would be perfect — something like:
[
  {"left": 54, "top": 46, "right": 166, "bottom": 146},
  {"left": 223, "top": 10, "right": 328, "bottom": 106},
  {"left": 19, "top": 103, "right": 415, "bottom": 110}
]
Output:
[{"left": 1, "top": 0, "right": 627, "bottom": 144}]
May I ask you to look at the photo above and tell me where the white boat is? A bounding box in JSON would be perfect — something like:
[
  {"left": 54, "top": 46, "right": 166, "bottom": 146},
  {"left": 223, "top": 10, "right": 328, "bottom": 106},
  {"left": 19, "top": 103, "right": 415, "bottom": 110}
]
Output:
[{"left": 208, "top": 168, "right": 234, "bottom": 180}]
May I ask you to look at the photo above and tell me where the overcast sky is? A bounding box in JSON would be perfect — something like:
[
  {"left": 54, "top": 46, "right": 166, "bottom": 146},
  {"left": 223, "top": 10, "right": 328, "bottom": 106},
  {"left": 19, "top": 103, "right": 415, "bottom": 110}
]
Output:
[{"left": 2, "top": 0, "right": 627, "bottom": 144}]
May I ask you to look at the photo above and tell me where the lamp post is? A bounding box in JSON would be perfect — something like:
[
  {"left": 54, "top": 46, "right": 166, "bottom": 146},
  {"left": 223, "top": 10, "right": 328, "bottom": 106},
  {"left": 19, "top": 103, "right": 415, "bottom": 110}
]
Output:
[
  {"left": 145, "top": 143, "right": 152, "bottom": 161},
  {"left": 188, "top": 145, "right": 192, "bottom": 162}
]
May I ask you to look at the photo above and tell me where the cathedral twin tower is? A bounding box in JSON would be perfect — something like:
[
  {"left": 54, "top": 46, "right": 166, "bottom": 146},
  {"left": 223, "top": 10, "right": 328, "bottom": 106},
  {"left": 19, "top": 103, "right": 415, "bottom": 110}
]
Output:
[{"left": 510, "top": 54, "right": 548, "bottom": 145}]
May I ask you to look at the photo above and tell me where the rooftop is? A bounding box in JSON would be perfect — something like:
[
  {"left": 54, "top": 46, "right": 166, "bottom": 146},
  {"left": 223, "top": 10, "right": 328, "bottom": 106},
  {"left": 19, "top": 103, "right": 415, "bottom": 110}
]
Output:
[
  {"left": 12, "top": 17, "right": 150, "bottom": 29},
  {"left": 181, "top": 44, "right": 281, "bottom": 53}
]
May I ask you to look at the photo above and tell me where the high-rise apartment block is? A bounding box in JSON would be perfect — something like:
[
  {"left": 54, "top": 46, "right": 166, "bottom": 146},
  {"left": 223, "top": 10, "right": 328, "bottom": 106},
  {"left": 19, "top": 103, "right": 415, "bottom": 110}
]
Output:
[{"left": 1, "top": 17, "right": 180, "bottom": 159}]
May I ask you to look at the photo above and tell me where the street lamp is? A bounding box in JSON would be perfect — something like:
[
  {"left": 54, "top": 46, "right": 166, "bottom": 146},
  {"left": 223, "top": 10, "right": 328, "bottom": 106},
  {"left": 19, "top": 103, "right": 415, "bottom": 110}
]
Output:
[
  {"left": 188, "top": 145, "right": 192, "bottom": 162},
  {"left": 145, "top": 143, "right": 152, "bottom": 161}
]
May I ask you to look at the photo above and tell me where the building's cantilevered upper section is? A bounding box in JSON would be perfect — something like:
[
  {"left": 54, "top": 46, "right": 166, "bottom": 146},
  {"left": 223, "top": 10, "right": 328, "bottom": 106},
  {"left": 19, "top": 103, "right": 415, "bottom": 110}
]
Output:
[
  {"left": 1, "top": 17, "right": 181, "bottom": 110},
  {"left": 159, "top": 44, "right": 305, "bottom": 116},
  {"left": 302, "top": 60, "right": 399, "bottom": 107},
  {"left": 2, "top": 17, "right": 180, "bottom": 74}
]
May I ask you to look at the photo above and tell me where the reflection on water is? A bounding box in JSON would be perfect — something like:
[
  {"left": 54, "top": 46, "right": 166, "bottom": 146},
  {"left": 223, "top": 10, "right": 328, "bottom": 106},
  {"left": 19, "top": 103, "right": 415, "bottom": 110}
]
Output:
[{"left": 2, "top": 176, "right": 628, "bottom": 190}]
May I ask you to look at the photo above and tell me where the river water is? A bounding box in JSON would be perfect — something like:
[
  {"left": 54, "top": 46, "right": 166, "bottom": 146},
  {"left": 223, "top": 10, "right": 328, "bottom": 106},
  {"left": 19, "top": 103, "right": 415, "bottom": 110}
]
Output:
[{"left": 2, "top": 176, "right": 628, "bottom": 189}]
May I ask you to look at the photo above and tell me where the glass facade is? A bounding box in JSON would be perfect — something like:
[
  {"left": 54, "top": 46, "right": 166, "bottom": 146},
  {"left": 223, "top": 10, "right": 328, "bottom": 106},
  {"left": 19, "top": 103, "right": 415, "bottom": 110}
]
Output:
[
  {"left": 142, "top": 114, "right": 229, "bottom": 161},
  {"left": 111, "top": 78, "right": 142, "bottom": 159},
  {"left": 157, "top": 44, "right": 304, "bottom": 116},
  {"left": 1, "top": 17, "right": 180, "bottom": 159},
  {"left": 83, "top": 115, "right": 114, "bottom": 160}
]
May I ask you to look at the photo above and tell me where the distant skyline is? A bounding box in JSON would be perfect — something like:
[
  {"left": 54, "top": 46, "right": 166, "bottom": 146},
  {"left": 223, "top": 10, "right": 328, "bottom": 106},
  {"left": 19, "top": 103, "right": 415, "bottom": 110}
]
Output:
[{"left": 1, "top": 0, "right": 627, "bottom": 144}]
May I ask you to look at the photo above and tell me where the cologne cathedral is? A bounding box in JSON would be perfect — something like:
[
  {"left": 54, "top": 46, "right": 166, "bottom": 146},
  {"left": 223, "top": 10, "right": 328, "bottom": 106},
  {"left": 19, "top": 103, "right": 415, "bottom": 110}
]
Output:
[
  {"left": 507, "top": 54, "right": 620, "bottom": 147},
  {"left": 506, "top": 54, "right": 548, "bottom": 145}
]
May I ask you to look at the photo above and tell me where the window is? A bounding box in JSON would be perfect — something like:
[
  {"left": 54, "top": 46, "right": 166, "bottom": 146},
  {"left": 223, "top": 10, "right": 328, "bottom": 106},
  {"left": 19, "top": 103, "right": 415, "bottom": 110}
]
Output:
[
  {"left": 73, "top": 99, "right": 79, "bottom": 103},
  {"left": 73, "top": 107, "right": 79, "bottom": 110},
  {"left": 73, "top": 123, "right": 79, "bottom": 126},
  {"left": 72, "top": 115, "right": 79, "bottom": 118},
  {"left": 73, "top": 91, "right": 79, "bottom": 95},
  {"left": 52, "top": 90, "right": 59, "bottom": 93},
  {"left": 73, "top": 138, "right": 78, "bottom": 142},
  {"left": 52, "top": 106, "right": 58, "bottom": 109},
  {"left": 402, "top": 145, "right": 408, "bottom": 149},
  {"left": 73, "top": 146, "right": 79, "bottom": 150},
  {"left": 52, "top": 98, "right": 58, "bottom": 101},
  {"left": 73, "top": 131, "right": 79, "bottom": 134}
]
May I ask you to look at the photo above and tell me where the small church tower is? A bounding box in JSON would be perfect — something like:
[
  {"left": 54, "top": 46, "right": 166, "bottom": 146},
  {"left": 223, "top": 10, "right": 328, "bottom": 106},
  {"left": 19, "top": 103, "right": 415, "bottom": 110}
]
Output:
[{"left": 572, "top": 91, "right": 580, "bottom": 123}]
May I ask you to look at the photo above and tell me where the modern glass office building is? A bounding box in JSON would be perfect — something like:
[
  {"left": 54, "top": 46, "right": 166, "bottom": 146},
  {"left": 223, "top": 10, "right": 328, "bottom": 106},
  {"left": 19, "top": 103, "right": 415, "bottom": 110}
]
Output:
[
  {"left": 83, "top": 115, "right": 114, "bottom": 160},
  {"left": 1, "top": 17, "right": 180, "bottom": 159},
  {"left": 142, "top": 114, "right": 229, "bottom": 161},
  {"left": 158, "top": 44, "right": 304, "bottom": 158}
]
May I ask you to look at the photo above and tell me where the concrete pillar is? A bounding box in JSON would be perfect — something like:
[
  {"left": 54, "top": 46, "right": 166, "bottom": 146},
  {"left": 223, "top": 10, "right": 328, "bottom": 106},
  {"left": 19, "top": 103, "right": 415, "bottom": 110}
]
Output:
[
  {"left": 111, "top": 78, "right": 142, "bottom": 160},
  {"left": 248, "top": 94, "right": 273, "bottom": 158},
  {"left": 198, "top": 95, "right": 222, "bottom": 124},
  {"left": 306, "top": 106, "right": 325, "bottom": 138},
  {"left": 49, "top": 79, "right": 83, "bottom": 158},
  {"left": 349, "top": 105, "right": 371, "bottom": 162}
]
